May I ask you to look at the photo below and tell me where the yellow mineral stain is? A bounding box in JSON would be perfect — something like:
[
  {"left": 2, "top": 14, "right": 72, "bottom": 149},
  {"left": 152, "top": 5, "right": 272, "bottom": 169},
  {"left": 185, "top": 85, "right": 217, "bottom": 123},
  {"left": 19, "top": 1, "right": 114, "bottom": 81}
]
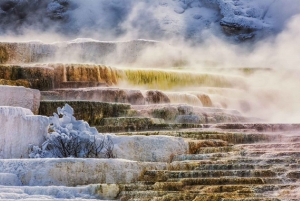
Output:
[{"left": 117, "top": 68, "right": 246, "bottom": 90}]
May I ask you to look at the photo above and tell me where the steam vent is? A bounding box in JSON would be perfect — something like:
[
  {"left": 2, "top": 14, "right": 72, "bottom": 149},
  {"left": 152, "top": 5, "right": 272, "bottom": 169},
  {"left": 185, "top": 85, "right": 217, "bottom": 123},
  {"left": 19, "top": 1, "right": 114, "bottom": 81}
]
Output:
[{"left": 1, "top": 1, "right": 300, "bottom": 200}]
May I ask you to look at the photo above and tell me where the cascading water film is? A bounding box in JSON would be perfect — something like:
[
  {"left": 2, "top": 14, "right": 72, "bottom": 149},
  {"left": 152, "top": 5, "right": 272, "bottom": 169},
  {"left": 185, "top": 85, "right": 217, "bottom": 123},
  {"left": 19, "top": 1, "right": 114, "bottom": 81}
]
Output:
[{"left": 0, "top": 0, "right": 300, "bottom": 200}]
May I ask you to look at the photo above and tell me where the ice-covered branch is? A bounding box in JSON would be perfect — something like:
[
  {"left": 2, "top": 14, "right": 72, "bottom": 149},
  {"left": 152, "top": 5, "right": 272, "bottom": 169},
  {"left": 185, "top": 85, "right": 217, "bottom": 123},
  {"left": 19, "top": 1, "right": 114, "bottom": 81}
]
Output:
[{"left": 29, "top": 104, "right": 114, "bottom": 158}]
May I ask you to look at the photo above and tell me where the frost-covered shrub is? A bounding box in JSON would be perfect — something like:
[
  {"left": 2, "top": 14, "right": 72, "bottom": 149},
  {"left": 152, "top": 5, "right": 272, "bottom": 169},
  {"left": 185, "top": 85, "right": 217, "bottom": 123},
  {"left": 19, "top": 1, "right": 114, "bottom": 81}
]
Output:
[{"left": 29, "top": 104, "right": 114, "bottom": 158}]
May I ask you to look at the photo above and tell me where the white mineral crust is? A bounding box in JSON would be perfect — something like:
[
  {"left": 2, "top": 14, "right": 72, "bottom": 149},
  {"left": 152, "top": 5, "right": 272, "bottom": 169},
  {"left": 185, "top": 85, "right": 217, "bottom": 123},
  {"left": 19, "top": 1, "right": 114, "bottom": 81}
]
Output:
[
  {"left": 0, "top": 86, "right": 41, "bottom": 114},
  {"left": 0, "top": 106, "right": 49, "bottom": 159}
]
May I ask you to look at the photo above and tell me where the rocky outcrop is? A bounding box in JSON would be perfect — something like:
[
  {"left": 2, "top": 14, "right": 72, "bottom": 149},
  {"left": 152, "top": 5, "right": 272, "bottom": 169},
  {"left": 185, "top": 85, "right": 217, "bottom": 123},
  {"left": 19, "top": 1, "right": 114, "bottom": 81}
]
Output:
[
  {"left": 0, "top": 106, "right": 48, "bottom": 159},
  {"left": 0, "top": 85, "right": 40, "bottom": 114}
]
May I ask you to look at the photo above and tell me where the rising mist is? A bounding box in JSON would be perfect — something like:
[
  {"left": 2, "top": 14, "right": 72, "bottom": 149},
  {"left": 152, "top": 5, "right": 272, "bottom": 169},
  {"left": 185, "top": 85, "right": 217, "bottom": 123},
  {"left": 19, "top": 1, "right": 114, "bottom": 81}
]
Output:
[{"left": 0, "top": 0, "right": 300, "bottom": 123}]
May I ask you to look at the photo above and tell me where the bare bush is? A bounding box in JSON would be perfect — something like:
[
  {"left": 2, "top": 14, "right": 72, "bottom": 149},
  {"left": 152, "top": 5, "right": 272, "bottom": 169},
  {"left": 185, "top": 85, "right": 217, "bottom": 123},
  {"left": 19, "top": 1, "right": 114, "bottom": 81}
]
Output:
[{"left": 29, "top": 104, "right": 115, "bottom": 159}]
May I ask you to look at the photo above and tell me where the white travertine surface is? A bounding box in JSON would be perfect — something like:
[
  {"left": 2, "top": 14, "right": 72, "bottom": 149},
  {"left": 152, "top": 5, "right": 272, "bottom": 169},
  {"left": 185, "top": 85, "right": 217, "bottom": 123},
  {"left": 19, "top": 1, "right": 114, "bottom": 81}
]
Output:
[
  {"left": 0, "top": 86, "right": 41, "bottom": 114},
  {"left": 0, "top": 106, "right": 48, "bottom": 159},
  {"left": 111, "top": 134, "right": 188, "bottom": 162},
  {"left": 0, "top": 158, "right": 167, "bottom": 186}
]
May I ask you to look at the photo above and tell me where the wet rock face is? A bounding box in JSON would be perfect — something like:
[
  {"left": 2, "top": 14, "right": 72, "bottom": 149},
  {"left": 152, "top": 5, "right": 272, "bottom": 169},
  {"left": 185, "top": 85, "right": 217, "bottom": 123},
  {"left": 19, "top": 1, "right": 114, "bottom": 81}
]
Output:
[
  {"left": 287, "top": 171, "right": 300, "bottom": 179},
  {"left": 196, "top": 94, "right": 213, "bottom": 107},
  {"left": 39, "top": 100, "right": 130, "bottom": 126},
  {"left": 97, "top": 117, "right": 167, "bottom": 133},
  {"left": 214, "top": 123, "right": 300, "bottom": 132},
  {"left": 175, "top": 115, "right": 201, "bottom": 124},
  {"left": 0, "top": 64, "right": 121, "bottom": 90},
  {"left": 53, "top": 88, "right": 128, "bottom": 103},
  {"left": 50, "top": 64, "right": 119, "bottom": 88},
  {"left": 131, "top": 104, "right": 243, "bottom": 124},
  {"left": 152, "top": 106, "right": 178, "bottom": 122},
  {"left": 0, "top": 46, "right": 8, "bottom": 64},
  {"left": 42, "top": 88, "right": 145, "bottom": 105},
  {"left": 0, "top": 65, "right": 54, "bottom": 90},
  {"left": 0, "top": 79, "right": 30, "bottom": 88},
  {"left": 165, "top": 92, "right": 203, "bottom": 106},
  {"left": 145, "top": 90, "right": 170, "bottom": 104},
  {"left": 126, "top": 90, "right": 145, "bottom": 105}
]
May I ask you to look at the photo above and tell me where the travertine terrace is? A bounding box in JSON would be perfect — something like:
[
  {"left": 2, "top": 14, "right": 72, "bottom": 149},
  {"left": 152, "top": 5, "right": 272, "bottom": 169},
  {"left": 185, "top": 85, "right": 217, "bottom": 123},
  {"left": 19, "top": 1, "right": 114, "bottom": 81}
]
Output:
[{"left": 0, "top": 40, "right": 299, "bottom": 201}]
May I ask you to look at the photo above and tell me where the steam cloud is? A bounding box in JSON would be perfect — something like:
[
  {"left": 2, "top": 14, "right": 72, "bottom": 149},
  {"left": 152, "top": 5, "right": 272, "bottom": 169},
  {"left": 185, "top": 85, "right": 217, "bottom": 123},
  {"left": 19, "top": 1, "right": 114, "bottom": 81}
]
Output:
[
  {"left": 1, "top": 0, "right": 300, "bottom": 42},
  {"left": 0, "top": 0, "right": 300, "bottom": 123}
]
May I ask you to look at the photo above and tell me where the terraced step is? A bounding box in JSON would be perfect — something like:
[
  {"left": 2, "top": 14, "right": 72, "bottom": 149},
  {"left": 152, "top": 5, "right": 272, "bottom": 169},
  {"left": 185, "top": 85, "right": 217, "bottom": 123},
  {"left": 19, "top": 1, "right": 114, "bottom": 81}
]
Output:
[
  {"left": 117, "top": 130, "right": 270, "bottom": 144},
  {"left": 168, "top": 160, "right": 229, "bottom": 171},
  {"left": 169, "top": 161, "right": 288, "bottom": 171},
  {"left": 119, "top": 184, "right": 300, "bottom": 200},
  {"left": 142, "top": 169, "right": 277, "bottom": 181},
  {"left": 192, "top": 194, "right": 280, "bottom": 201},
  {"left": 168, "top": 159, "right": 295, "bottom": 171},
  {"left": 215, "top": 123, "right": 300, "bottom": 132},
  {"left": 180, "top": 177, "right": 283, "bottom": 185},
  {"left": 235, "top": 143, "right": 300, "bottom": 149},
  {"left": 41, "top": 87, "right": 145, "bottom": 105},
  {"left": 172, "top": 153, "right": 230, "bottom": 161},
  {"left": 39, "top": 100, "right": 130, "bottom": 125},
  {"left": 221, "top": 198, "right": 280, "bottom": 201},
  {"left": 0, "top": 65, "right": 54, "bottom": 90},
  {"left": 59, "top": 81, "right": 108, "bottom": 88},
  {"left": 121, "top": 192, "right": 280, "bottom": 201},
  {"left": 98, "top": 122, "right": 207, "bottom": 133},
  {"left": 0, "top": 185, "right": 102, "bottom": 200},
  {"left": 222, "top": 157, "right": 299, "bottom": 165},
  {"left": 132, "top": 104, "right": 244, "bottom": 123},
  {"left": 187, "top": 184, "right": 295, "bottom": 193},
  {"left": 245, "top": 151, "right": 300, "bottom": 158},
  {"left": 118, "top": 190, "right": 172, "bottom": 201},
  {"left": 118, "top": 128, "right": 299, "bottom": 200},
  {"left": 96, "top": 117, "right": 166, "bottom": 132},
  {"left": 193, "top": 163, "right": 272, "bottom": 171},
  {"left": 196, "top": 146, "right": 234, "bottom": 154}
]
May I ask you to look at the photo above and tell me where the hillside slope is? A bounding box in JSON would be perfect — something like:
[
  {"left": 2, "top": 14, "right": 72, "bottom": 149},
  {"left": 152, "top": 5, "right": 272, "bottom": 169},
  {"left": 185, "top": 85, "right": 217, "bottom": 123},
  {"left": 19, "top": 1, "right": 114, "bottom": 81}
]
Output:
[{"left": 0, "top": 0, "right": 299, "bottom": 41}]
